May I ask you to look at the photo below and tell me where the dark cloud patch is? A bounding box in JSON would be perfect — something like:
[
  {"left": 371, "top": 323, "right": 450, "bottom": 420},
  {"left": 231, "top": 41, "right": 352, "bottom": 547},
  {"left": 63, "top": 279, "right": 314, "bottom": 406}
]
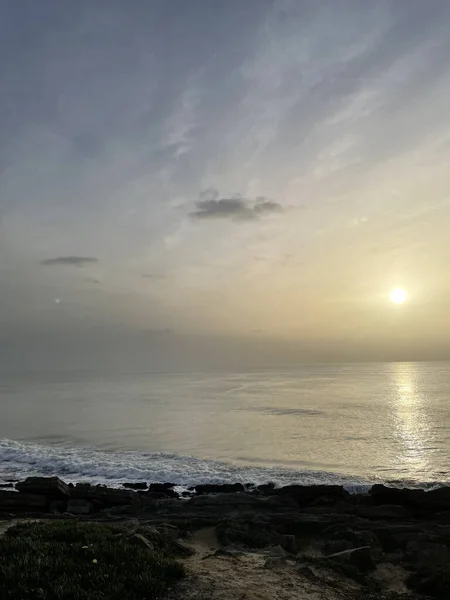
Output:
[
  {"left": 191, "top": 192, "right": 283, "bottom": 222},
  {"left": 142, "top": 273, "right": 166, "bottom": 280},
  {"left": 40, "top": 256, "right": 99, "bottom": 267},
  {"left": 254, "top": 199, "right": 283, "bottom": 215}
]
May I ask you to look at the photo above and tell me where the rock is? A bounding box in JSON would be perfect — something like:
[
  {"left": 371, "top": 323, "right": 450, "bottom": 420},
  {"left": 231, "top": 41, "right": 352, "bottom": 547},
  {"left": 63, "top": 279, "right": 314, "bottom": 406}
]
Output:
[
  {"left": 271, "top": 544, "right": 288, "bottom": 557},
  {"left": 264, "top": 556, "right": 288, "bottom": 569},
  {"left": 298, "top": 565, "right": 315, "bottom": 578},
  {"left": 148, "top": 483, "right": 178, "bottom": 498},
  {"left": 0, "top": 483, "right": 15, "bottom": 489},
  {"left": 354, "top": 504, "right": 410, "bottom": 520},
  {"left": 194, "top": 483, "right": 245, "bottom": 495},
  {"left": 67, "top": 499, "right": 94, "bottom": 515},
  {"left": 155, "top": 523, "right": 180, "bottom": 542},
  {"left": 405, "top": 541, "right": 450, "bottom": 568},
  {"left": 49, "top": 500, "right": 67, "bottom": 513},
  {"left": 256, "top": 482, "right": 276, "bottom": 494},
  {"left": 323, "top": 539, "right": 355, "bottom": 555},
  {"left": 406, "top": 567, "right": 450, "bottom": 599},
  {"left": 122, "top": 482, "right": 147, "bottom": 490},
  {"left": 70, "top": 483, "right": 141, "bottom": 508},
  {"left": 137, "top": 525, "right": 194, "bottom": 557},
  {"left": 326, "top": 546, "right": 375, "bottom": 573},
  {"left": 129, "top": 533, "right": 155, "bottom": 552},
  {"left": 275, "top": 485, "right": 349, "bottom": 506},
  {"left": 16, "top": 476, "right": 70, "bottom": 498},
  {"left": 216, "top": 519, "right": 280, "bottom": 548},
  {"left": 279, "top": 534, "right": 298, "bottom": 554},
  {"left": 0, "top": 490, "right": 48, "bottom": 512},
  {"left": 189, "top": 492, "right": 262, "bottom": 507}
]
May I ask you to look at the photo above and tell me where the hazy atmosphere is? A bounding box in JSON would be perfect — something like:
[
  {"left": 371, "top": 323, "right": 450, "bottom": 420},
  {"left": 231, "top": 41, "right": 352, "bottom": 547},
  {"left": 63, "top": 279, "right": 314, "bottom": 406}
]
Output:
[{"left": 2, "top": 0, "right": 450, "bottom": 369}]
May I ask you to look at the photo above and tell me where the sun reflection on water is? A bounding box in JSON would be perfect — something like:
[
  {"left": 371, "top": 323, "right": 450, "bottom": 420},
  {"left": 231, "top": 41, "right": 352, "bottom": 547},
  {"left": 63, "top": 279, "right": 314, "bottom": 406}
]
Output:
[{"left": 390, "top": 363, "right": 432, "bottom": 475}]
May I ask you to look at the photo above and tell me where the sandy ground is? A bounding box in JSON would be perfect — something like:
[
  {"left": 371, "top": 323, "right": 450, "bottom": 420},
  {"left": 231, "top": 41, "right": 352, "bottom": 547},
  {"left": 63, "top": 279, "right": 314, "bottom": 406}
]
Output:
[{"left": 168, "top": 527, "right": 364, "bottom": 600}]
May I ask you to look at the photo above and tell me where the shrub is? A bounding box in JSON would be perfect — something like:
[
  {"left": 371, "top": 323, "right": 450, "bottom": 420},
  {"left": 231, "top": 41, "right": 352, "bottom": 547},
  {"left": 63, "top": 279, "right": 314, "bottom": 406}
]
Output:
[{"left": 0, "top": 520, "right": 184, "bottom": 599}]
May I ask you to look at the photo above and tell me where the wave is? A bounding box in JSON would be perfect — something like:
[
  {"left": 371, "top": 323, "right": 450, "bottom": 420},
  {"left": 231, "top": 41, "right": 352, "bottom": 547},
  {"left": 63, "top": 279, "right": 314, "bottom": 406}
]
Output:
[{"left": 0, "top": 438, "right": 444, "bottom": 492}]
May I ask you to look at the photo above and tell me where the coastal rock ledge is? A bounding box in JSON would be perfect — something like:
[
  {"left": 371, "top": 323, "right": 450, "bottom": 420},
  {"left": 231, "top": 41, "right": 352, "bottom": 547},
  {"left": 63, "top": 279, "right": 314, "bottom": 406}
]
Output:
[{"left": 2, "top": 477, "right": 450, "bottom": 598}]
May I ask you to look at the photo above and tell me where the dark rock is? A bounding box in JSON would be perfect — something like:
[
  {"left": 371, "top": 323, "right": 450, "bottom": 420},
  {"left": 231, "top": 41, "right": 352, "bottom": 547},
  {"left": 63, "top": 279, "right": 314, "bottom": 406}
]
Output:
[
  {"left": 188, "top": 492, "right": 262, "bottom": 507},
  {"left": 326, "top": 546, "right": 375, "bottom": 573},
  {"left": 298, "top": 565, "right": 315, "bottom": 578},
  {"left": 122, "top": 482, "right": 148, "bottom": 490},
  {"left": 279, "top": 534, "right": 298, "bottom": 554},
  {"left": 407, "top": 568, "right": 450, "bottom": 599},
  {"left": 354, "top": 504, "right": 410, "bottom": 520},
  {"left": 137, "top": 525, "right": 195, "bottom": 557},
  {"left": 71, "top": 483, "right": 141, "bottom": 508},
  {"left": 148, "top": 483, "right": 178, "bottom": 498},
  {"left": 129, "top": 533, "right": 155, "bottom": 552},
  {"left": 155, "top": 523, "right": 180, "bottom": 542},
  {"left": 274, "top": 485, "right": 349, "bottom": 506},
  {"left": 374, "top": 525, "right": 429, "bottom": 552},
  {"left": 0, "top": 483, "right": 14, "bottom": 489},
  {"left": 0, "top": 490, "right": 48, "bottom": 512},
  {"left": 324, "top": 539, "right": 355, "bottom": 554},
  {"left": 194, "top": 483, "right": 245, "bottom": 495},
  {"left": 16, "top": 476, "right": 70, "bottom": 498},
  {"left": 405, "top": 541, "right": 450, "bottom": 568},
  {"left": 216, "top": 519, "right": 280, "bottom": 548},
  {"left": 67, "top": 499, "right": 94, "bottom": 515},
  {"left": 48, "top": 500, "right": 67, "bottom": 514},
  {"left": 256, "top": 482, "right": 276, "bottom": 494}
]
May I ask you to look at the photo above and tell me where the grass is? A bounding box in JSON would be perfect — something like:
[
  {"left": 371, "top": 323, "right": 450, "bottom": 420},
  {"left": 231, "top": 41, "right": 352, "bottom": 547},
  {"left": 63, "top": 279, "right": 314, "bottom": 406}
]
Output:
[{"left": 0, "top": 520, "right": 184, "bottom": 600}]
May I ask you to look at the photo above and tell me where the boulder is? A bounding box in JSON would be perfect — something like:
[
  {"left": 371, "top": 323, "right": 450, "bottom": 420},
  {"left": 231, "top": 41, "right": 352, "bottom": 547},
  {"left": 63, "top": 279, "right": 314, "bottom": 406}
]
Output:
[
  {"left": 70, "top": 483, "right": 141, "bottom": 508},
  {"left": 279, "top": 534, "right": 298, "bottom": 555},
  {"left": 274, "top": 485, "right": 349, "bottom": 506},
  {"left": 122, "top": 482, "right": 147, "bottom": 490},
  {"left": 16, "top": 476, "right": 70, "bottom": 498},
  {"left": 407, "top": 567, "right": 450, "bottom": 599},
  {"left": 0, "top": 490, "right": 48, "bottom": 512},
  {"left": 129, "top": 533, "right": 155, "bottom": 552},
  {"left": 67, "top": 499, "right": 94, "bottom": 515},
  {"left": 326, "top": 546, "right": 375, "bottom": 573},
  {"left": 148, "top": 483, "right": 178, "bottom": 498},
  {"left": 405, "top": 541, "right": 450, "bottom": 568},
  {"left": 256, "top": 482, "right": 276, "bottom": 494},
  {"left": 216, "top": 519, "right": 280, "bottom": 548}
]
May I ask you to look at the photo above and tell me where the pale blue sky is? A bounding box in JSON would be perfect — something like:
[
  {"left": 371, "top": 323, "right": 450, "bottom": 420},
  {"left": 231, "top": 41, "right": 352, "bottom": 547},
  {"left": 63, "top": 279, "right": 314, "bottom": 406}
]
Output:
[{"left": 1, "top": 0, "right": 450, "bottom": 367}]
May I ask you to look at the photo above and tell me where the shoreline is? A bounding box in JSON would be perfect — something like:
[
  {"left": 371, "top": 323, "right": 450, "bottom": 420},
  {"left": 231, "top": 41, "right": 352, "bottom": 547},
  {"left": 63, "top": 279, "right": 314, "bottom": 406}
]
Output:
[{"left": 3, "top": 477, "right": 450, "bottom": 598}]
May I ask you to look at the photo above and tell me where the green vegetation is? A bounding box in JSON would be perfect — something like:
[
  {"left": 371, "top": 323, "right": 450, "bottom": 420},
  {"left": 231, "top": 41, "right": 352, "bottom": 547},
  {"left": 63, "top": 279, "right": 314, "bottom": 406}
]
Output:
[{"left": 0, "top": 520, "right": 184, "bottom": 600}]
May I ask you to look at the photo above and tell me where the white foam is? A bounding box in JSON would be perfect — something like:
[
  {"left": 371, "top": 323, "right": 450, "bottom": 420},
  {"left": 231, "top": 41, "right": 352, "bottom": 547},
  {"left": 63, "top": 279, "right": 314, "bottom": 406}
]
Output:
[{"left": 0, "top": 437, "right": 379, "bottom": 489}]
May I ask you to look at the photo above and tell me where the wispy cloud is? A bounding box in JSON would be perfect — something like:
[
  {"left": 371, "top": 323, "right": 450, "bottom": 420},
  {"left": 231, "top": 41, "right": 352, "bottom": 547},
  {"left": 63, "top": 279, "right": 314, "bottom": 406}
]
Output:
[
  {"left": 40, "top": 256, "right": 98, "bottom": 267},
  {"left": 163, "top": 71, "right": 203, "bottom": 158}
]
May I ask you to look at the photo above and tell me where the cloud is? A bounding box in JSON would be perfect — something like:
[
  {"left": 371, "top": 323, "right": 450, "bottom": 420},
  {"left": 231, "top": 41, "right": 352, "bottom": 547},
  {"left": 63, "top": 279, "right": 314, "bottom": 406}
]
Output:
[
  {"left": 190, "top": 193, "right": 283, "bottom": 222},
  {"left": 142, "top": 273, "right": 166, "bottom": 280},
  {"left": 40, "top": 256, "right": 99, "bottom": 267}
]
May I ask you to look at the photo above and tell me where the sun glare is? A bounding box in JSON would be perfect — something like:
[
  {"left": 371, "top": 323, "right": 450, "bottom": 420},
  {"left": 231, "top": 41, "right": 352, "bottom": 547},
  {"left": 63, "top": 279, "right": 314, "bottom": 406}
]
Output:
[{"left": 390, "top": 288, "right": 408, "bottom": 304}]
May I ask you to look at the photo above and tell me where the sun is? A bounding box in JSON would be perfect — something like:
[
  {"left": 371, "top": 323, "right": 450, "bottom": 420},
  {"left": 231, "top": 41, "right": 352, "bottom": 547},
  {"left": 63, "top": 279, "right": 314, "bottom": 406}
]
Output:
[{"left": 390, "top": 287, "right": 408, "bottom": 304}]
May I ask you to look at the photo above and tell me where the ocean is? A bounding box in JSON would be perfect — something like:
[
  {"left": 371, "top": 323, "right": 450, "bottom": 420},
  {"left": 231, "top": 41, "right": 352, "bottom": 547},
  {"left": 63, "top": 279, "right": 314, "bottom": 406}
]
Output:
[{"left": 1, "top": 362, "right": 449, "bottom": 490}]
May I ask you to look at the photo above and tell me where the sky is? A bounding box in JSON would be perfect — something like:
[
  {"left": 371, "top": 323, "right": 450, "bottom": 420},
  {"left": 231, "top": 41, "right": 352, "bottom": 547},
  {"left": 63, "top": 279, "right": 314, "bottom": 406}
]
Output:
[{"left": 1, "top": 0, "right": 450, "bottom": 369}]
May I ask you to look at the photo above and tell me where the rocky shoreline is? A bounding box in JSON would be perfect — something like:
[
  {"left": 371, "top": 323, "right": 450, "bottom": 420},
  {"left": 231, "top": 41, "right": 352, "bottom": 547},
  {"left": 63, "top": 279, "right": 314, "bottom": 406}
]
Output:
[{"left": 2, "top": 477, "right": 450, "bottom": 598}]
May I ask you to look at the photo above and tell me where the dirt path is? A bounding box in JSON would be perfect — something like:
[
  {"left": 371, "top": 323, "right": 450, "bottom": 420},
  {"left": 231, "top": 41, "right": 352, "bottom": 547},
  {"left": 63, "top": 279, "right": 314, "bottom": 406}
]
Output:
[{"left": 168, "top": 528, "right": 363, "bottom": 600}]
